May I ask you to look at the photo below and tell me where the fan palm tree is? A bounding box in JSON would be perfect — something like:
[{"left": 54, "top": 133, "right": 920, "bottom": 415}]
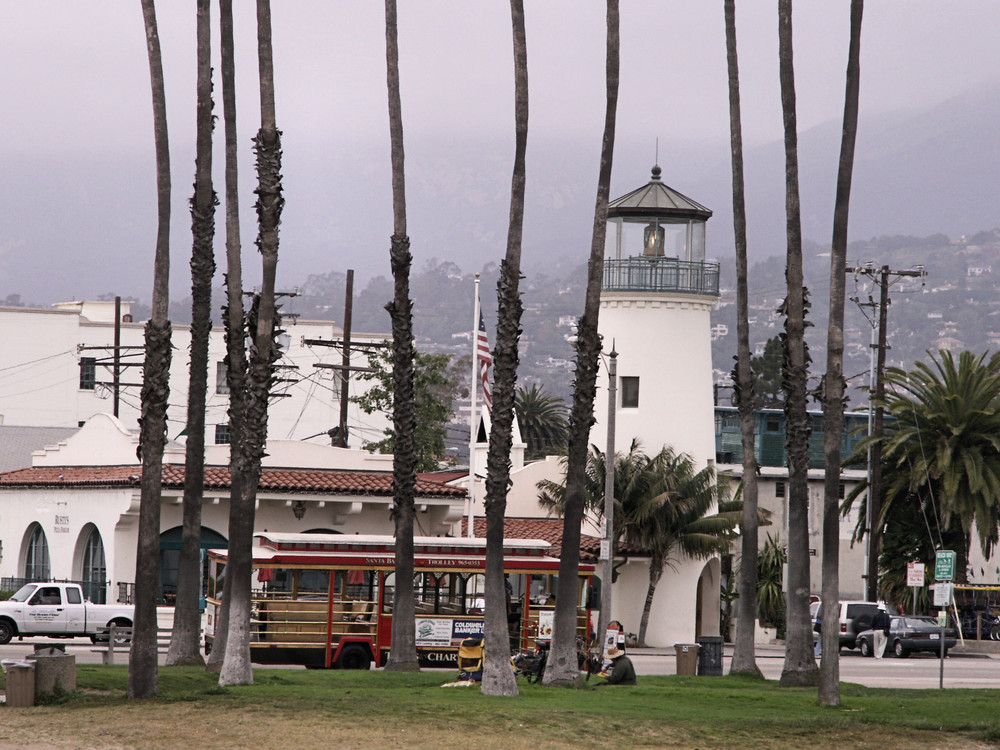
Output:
[
  {"left": 480, "top": 0, "right": 528, "bottom": 697},
  {"left": 219, "top": 0, "right": 284, "bottom": 687},
  {"left": 383, "top": 0, "right": 419, "bottom": 672},
  {"left": 206, "top": 0, "right": 249, "bottom": 673},
  {"left": 625, "top": 451, "right": 734, "bottom": 646},
  {"left": 545, "top": 0, "right": 619, "bottom": 686},
  {"left": 776, "top": 0, "right": 818, "bottom": 687},
  {"left": 129, "top": 0, "right": 172, "bottom": 701},
  {"left": 723, "top": 0, "right": 762, "bottom": 679},
  {"left": 515, "top": 384, "right": 568, "bottom": 459},
  {"left": 168, "top": 0, "right": 215, "bottom": 668},
  {"left": 818, "top": 0, "right": 864, "bottom": 706}
]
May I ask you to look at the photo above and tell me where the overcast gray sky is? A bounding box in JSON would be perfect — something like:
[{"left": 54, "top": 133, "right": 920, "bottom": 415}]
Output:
[{"left": 2, "top": 1, "right": 999, "bottom": 302}]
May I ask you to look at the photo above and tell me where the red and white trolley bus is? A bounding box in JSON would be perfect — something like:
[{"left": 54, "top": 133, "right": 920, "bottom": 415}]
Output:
[{"left": 204, "top": 532, "right": 595, "bottom": 670}]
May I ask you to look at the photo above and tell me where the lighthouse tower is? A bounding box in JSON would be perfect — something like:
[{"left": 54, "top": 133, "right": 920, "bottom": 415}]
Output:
[
  {"left": 592, "top": 165, "right": 719, "bottom": 468},
  {"left": 590, "top": 166, "right": 723, "bottom": 647}
]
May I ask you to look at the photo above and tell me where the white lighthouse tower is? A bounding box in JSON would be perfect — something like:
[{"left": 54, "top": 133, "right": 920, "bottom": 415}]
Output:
[
  {"left": 591, "top": 165, "right": 722, "bottom": 647},
  {"left": 592, "top": 165, "right": 719, "bottom": 467}
]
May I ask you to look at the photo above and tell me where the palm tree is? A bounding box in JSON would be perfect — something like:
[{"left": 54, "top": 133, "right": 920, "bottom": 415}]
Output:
[
  {"left": 382, "top": 0, "right": 419, "bottom": 672},
  {"left": 168, "top": 0, "right": 215, "bottom": 668},
  {"left": 776, "top": 0, "right": 818, "bottom": 688},
  {"left": 206, "top": 0, "right": 248, "bottom": 673},
  {"left": 818, "top": 0, "right": 864, "bottom": 706},
  {"left": 219, "top": 0, "right": 283, "bottom": 687},
  {"left": 515, "top": 384, "right": 568, "bottom": 459},
  {"left": 625, "top": 451, "right": 734, "bottom": 646},
  {"left": 480, "top": 0, "right": 528, "bottom": 698},
  {"left": 724, "top": 0, "right": 762, "bottom": 679},
  {"left": 537, "top": 440, "right": 660, "bottom": 554},
  {"left": 544, "top": 0, "right": 619, "bottom": 686},
  {"left": 129, "top": 0, "right": 172, "bottom": 701},
  {"left": 848, "top": 351, "right": 1000, "bottom": 569}
]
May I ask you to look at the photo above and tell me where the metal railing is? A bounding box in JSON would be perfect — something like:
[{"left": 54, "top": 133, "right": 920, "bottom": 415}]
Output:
[
  {"left": 1, "top": 577, "right": 108, "bottom": 604},
  {"left": 603, "top": 256, "right": 720, "bottom": 296}
]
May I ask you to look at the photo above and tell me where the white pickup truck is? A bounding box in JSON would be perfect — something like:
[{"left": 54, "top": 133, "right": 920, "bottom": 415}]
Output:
[{"left": 0, "top": 582, "right": 134, "bottom": 644}]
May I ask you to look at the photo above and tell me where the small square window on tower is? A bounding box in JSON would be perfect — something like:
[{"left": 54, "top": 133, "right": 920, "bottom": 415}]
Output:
[
  {"left": 214, "top": 424, "right": 230, "bottom": 445},
  {"left": 620, "top": 376, "right": 639, "bottom": 409}
]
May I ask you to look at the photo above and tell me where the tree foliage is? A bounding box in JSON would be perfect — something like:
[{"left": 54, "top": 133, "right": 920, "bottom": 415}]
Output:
[
  {"left": 515, "top": 384, "right": 568, "bottom": 459},
  {"left": 844, "top": 349, "right": 1000, "bottom": 607},
  {"left": 353, "top": 347, "right": 458, "bottom": 472}
]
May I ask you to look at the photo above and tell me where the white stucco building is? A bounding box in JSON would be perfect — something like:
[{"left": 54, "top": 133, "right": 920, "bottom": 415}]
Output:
[
  {"left": 0, "top": 414, "right": 466, "bottom": 603},
  {"left": 0, "top": 299, "right": 389, "bottom": 447}
]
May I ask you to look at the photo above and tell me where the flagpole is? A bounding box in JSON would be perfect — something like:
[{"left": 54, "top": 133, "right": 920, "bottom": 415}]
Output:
[{"left": 467, "top": 274, "right": 480, "bottom": 538}]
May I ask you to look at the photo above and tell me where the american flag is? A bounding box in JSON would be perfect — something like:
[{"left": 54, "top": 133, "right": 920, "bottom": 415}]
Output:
[{"left": 477, "top": 311, "right": 493, "bottom": 411}]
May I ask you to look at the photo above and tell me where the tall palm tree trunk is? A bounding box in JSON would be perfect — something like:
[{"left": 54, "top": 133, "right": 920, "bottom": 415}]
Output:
[
  {"left": 819, "top": 0, "right": 864, "bottom": 706},
  {"left": 544, "top": 0, "right": 619, "bottom": 686},
  {"left": 481, "top": 0, "right": 528, "bottom": 698},
  {"left": 777, "top": 0, "right": 818, "bottom": 688},
  {"left": 637, "top": 559, "right": 664, "bottom": 647},
  {"left": 219, "top": 0, "right": 283, "bottom": 686},
  {"left": 129, "top": 0, "right": 172, "bottom": 700},
  {"left": 383, "top": 0, "right": 419, "bottom": 672},
  {"left": 169, "top": 0, "right": 216, "bottom": 668},
  {"left": 206, "top": 0, "right": 247, "bottom": 672},
  {"left": 725, "top": 0, "right": 762, "bottom": 679}
]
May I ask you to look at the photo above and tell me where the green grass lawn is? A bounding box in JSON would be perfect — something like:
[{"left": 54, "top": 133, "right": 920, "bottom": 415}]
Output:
[{"left": 2, "top": 666, "right": 1000, "bottom": 749}]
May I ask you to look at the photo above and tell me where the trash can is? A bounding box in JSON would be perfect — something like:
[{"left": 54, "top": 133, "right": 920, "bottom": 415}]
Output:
[
  {"left": 2, "top": 660, "right": 36, "bottom": 708},
  {"left": 673, "top": 643, "right": 699, "bottom": 676},
  {"left": 697, "top": 635, "right": 724, "bottom": 676},
  {"left": 28, "top": 651, "right": 76, "bottom": 697}
]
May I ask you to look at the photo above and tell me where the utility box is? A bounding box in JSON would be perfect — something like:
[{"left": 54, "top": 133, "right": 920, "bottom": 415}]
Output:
[
  {"left": 2, "top": 661, "right": 36, "bottom": 708},
  {"left": 28, "top": 651, "right": 76, "bottom": 697},
  {"left": 697, "top": 635, "right": 724, "bottom": 676},
  {"left": 674, "top": 643, "right": 699, "bottom": 676}
]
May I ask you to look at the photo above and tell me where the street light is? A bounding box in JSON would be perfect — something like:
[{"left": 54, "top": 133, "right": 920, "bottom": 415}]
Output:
[{"left": 597, "top": 344, "right": 618, "bottom": 651}]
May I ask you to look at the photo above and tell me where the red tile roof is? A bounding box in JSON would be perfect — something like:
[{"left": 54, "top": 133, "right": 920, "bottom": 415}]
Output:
[
  {"left": 460, "top": 517, "right": 603, "bottom": 561},
  {"left": 0, "top": 465, "right": 466, "bottom": 498}
]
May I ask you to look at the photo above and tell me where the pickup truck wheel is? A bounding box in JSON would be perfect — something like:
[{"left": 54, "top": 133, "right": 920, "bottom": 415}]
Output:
[
  {"left": 0, "top": 619, "right": 14, "bottom": 645},
  {"left": 859, "top": 639, "right": 872, "bottom": 658}
]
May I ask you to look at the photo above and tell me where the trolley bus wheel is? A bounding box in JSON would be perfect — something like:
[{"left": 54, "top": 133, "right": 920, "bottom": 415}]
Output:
[{"left": 338, "top": 644, "right": 372, "bottom": 670}]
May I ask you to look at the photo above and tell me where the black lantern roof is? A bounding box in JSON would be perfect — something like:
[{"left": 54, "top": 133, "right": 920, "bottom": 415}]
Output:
[{"left": 607, "top": 165, "right": 712, "bottom": 221}]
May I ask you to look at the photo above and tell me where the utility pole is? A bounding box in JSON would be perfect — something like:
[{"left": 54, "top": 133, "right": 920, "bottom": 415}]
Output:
[
  {"left": 338, "top": 270, "right": 354, "bottom": 447},
  {"left": 847, "top": 264, "right": 926, "bottom": 602}
]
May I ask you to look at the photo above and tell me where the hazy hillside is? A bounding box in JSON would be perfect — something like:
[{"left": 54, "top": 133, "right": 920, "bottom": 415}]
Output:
[{"left": 3, "top": 84, "right": 999, "bottom": 307}]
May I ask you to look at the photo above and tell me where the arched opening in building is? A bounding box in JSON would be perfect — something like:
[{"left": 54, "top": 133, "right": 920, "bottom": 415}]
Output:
[
  {"left": 158, "top": 526, "right": 228, "bottom": 605},
  {"left": 22, "top": 523, "right": 51, "bottom": 581},
  {"left": 74, "top": 524, "right": 108, "bottom": 603}
]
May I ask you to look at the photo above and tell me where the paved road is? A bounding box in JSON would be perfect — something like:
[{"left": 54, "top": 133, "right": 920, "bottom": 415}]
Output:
[
  {"left": 1, "top": 639, "right": 997, "bottom": 689},
  {"left": 629, "top": 643, "right": 1000, "bottom": 689}
]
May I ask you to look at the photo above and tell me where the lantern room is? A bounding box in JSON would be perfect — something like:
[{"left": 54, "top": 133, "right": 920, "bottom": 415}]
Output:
[{"left": 603, "top": 165, "right": 719, "bottom": 297}]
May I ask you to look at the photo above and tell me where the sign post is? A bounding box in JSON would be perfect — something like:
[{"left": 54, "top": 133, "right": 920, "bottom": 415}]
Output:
[
  {"left": 933, "top": 552, "right": 956, "bottom": 690},
  {"left": 906, "top": 562, "right": 925, "bottom": 615}
]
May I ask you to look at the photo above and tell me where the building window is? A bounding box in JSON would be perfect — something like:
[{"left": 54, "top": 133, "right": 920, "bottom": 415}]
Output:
[
  {"left": 839, "top": 482, "right": 845, "bottom": 499},
  {"left": 216, "top": 361, "right": 230, "bottom": 395},
  {"left": 82, "top": 528, "right": 107, "bottom": 604},
  {"left": 775, "top": 480, "right": 785, "bottom": 498},
  {"left": 25, "top": 525, "right": 50, "bottom": 580},
  {"left": 621, "top": 376, "right": 640, "bottom": 409},
  {"left": 765, "top": 414, "right": 781, "bottom": 432},
  {"left": 215, "top": 424, "right": 230, "bottom": 445},
  {"left": 80, "top": 357, "right": 96, "bottom": 390}
]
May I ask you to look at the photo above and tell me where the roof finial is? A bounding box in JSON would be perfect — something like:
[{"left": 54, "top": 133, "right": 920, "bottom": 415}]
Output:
[{"left": 651, "top": 138, "right": 662, "bottom": 181}]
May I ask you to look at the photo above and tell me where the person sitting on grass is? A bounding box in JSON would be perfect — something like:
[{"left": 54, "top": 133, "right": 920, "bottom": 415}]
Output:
[{"left": 596, "top": 646, "right": 636, "bottom": 686}]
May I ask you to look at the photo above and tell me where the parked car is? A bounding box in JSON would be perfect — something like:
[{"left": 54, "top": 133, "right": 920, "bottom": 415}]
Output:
[
  {"left": 811, "top": 600, "right": 880, "bottom": 650},
  {"left": 857, "top": 615, "right": 958, "bottom": 658}
]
